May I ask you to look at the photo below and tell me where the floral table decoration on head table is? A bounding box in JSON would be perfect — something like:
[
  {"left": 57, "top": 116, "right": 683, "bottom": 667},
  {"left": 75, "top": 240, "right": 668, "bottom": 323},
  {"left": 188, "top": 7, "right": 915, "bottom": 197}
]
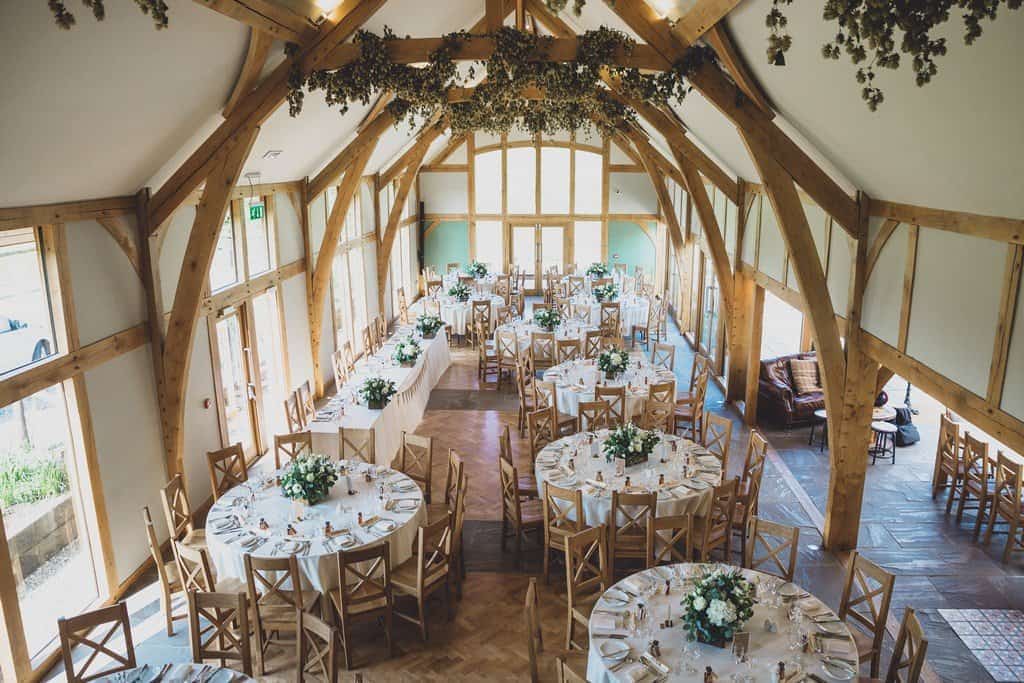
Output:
[
  {"left": 681, "top": 566, "right": 756, "bottom": 648},
  {"left": 279, "top": 453, "right": 339, "bottom": 506},
  {"left": 466, "top": 260, "right": 488, "bottom": 279},
  {"left": 597, "top": 348, "right": 628, "bottom": 379},
  {"left": 448, "top": 281, "right": 471, "bottom": 302},
  {"left": 358, "top": 375, "right": 397, "bottom": 410},
  {"left": 415, "top": 313, "right": 443, "bottom": 339},
  {"left": 586, "top": 262, "right": 610, "bottom": 279},
  {"left": 592, "top": 280, "right": 619, "bottom": 302},
  {"left": 392, "top": 336, "right": 422, "bottom": 367},
  {"left": 533, "top": 306, "right": 562, "bottom": 332},
  {"left": 602, "top": 422, "right": 660, "bottom": 467}
]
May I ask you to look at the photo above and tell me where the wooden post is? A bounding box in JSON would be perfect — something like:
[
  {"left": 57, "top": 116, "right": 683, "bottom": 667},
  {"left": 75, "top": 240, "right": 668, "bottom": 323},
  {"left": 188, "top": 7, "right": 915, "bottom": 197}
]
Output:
[
  {"left": 743, "top": 283, "right": 764, "bottom": 425},
  {"left": 727, "top": 270, "right": 753, "bottom": 402}
]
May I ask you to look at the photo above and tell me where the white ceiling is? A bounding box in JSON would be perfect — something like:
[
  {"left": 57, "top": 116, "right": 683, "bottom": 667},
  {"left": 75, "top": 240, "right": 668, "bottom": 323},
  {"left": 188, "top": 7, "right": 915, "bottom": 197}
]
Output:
[{"left": 2, "top": 0, "right": 1022, "bottom": 221}]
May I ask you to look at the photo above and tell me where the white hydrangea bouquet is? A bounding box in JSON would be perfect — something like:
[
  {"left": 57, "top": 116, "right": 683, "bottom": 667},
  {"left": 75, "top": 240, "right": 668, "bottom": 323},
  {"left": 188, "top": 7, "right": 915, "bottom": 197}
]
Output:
[
  {"left": 602, "top": 422, "right": 660, "bottom": 467},
  {"left": 586, "top": 262, "right": 610, "bottom": 278},
  {"left": 597, "top": 348, "right": 629, "bottom": 379},
  {"left": 279, "top": 453, "right": 338, "bottom": 505},
  {"left": 448, "top": 281, "right": 471, "bottom": 302},
  {"left": 392, "top": 335, "right": 422, "bottom": 366},
  {"left": 466, "top": 260, "right": 488, "bottom": 278},
  {"left": 415, "top": 313, "right": 443, "bottom": 339},
  {"left": 533, "top": 307, "right": 562, "bottom": 332},
  {"left": 681, "top": 567, "right": 756, "bottom": 647},
  {"left": 358, "top": 375, "right": 397, "bottom": 410},
  {"left": 593, "top": 281, "right": 619, "bottom": 302}
]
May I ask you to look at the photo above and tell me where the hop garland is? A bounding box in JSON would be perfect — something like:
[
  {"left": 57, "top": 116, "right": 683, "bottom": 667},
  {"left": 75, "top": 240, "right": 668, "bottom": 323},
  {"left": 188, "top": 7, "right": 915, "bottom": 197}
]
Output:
[
  {"left": 287, "top": 26, "right": 715, "bottom": 137},
  {"left": 48, "top": 0, "right": 169, "bottom": 30}
]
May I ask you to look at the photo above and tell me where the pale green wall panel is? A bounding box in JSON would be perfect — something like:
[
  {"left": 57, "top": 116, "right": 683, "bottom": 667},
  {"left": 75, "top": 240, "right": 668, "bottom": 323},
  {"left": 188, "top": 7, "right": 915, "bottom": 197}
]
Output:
[
  {"left": 607, "top": 221, "right": 656, "bottom": 276},
  {"left": 424, "top": 221, "right": 470, "bottom": 273}
]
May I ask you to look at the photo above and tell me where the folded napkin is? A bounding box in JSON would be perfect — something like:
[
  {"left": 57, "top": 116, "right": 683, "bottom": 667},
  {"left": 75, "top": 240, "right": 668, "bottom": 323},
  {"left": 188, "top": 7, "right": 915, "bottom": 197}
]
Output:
[
  {"left": 212, "top": 518, "right": 236, "bottom": 531},
  {"left": 622, "top": 666, "right": 646, "bottom": 682},
  {"left": 585, "top": 478, "right": 608, "bottom": 489},
  {"left": 817, "top": 635, "right": 853, "bottom": 655},
  {"left": 359, "top": 515, "right": 380, "bottom": 528},
  {"left": 640, "top": 652, "right": 670, "bottom": 675},
  {"left": 622, "top": 575, "right": 651, "bottom": 594},
  {"left": 591, "top": 613, "right": 620, "bottom": 631}
]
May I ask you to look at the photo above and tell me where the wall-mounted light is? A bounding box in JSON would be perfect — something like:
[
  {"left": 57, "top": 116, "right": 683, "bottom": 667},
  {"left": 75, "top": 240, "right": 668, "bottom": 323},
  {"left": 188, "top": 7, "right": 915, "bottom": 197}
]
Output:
[{"left": 314, "top": 0, "right": 343, "bottom": 22}]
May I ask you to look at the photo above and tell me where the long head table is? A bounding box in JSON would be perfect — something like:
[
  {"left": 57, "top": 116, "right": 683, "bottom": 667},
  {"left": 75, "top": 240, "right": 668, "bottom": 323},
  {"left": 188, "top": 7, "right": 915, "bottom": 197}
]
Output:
[{"left": 307, "top": 323, "right": 451, "bottom": 466}]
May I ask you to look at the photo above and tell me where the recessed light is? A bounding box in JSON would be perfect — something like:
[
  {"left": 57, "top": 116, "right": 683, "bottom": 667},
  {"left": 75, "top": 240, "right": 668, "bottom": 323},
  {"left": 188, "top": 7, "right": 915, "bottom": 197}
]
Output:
[{"left": 262, "top": 150, "right": 283, "bottom": 160}]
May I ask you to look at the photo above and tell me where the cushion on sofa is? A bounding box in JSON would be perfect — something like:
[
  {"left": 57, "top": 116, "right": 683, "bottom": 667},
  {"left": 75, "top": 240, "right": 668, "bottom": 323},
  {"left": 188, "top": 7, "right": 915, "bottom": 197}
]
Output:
[{"left": 788, "top": 358, "right": 821, "bottom": 395}]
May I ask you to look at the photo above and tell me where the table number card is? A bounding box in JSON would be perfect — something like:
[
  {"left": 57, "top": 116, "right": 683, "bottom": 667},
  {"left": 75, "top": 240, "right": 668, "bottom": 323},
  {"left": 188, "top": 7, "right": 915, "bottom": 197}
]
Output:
[{"left": 732, "top": 632, "right": 750, "bottom": 658}]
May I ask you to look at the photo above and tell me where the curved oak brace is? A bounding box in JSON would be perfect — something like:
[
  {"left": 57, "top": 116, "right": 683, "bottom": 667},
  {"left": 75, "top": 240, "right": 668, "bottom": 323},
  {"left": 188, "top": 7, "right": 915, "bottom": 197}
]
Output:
[
  {"left": 864, "top": 218, "right": 899, "bottom": 282},
  {"left": 223, "top": 28, "right": 274, "bottom": 119},
  {"left": 376, "top": 124, "right": 444, "bottom": 310},
  {"left": 96, "top": 215, "right": 142, "bottom": 278},
  {"left": 161, "top": 124, "right": 260, "bottom": 478}
]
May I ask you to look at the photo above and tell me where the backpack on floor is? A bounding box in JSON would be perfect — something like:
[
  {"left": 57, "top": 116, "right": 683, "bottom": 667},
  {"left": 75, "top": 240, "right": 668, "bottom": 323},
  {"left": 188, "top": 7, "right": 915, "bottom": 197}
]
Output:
[{"left": 895, "top": 423, "right": 920, "bottom": 447}]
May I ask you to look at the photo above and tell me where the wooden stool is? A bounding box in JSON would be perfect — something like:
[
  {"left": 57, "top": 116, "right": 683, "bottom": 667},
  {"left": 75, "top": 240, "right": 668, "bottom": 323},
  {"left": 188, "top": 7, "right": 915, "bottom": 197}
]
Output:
[{"left": 869, "top": 421, "right": 897, "bottom": 464}]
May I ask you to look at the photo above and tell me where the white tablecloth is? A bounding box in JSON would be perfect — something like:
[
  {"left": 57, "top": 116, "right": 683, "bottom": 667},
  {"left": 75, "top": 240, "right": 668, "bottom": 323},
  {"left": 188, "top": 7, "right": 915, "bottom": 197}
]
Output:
[
  {"left": 570, "top": 294, "right": 650, "bottom": 334},
  {"left": 493, "top": 320, "right": 599, "bottom": 351},
  {"left": 411, "top": 295, "right": 505, "bottom": 336},
  {"left": 534, "top": 431, "right": 720, "bottom": 529},
  {"left": 308, "top": 324, "right": 451, "bottom": 465},
  {"left": 207, "top": 464, "right": 426, "bottom": 593},
  {"left": 443, "top": 271, "right": 502, "bottom": 296},
  {"left": 586, "top": 564, "right": 857, "bottom": 682},
  {"left": 542, "top": 352, "right": 676, "bottom": 420},
  {"left": 97, "top": 664, "right": 254, "bottom": 682}
]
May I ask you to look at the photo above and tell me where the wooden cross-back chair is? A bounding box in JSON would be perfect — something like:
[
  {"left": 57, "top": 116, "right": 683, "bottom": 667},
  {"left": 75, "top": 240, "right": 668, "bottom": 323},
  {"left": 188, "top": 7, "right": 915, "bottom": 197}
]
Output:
[
  {"left": 142, "top": 506, "right": 185, "bottom": 636},
  {"left": 566, "top": 276, "right": 585, "bottom": 297},
  {"left": 329, "top": 542, "right": 393, "bottom": 669},
  {"left": 533, "top": 380, "right": 576, "bottom": 436},
  {"left": 206, "top": 443, "right": 248, "bottom": 501},
  {"left": 500, "top": 423, "right": 538, "bottom": 501},
  {"left": 339, "top": 426, "right": 375, "bottom": 464},
  {"left": 741, "top": 430, "right": 769, "bottom": 503},
  {"left": 629, "top": 298, "right": 662, "bottom": 349},
  {"left": 556, "top": 338, "right": 581, "bottom": 364},
  {"left": 573, "top": 303, "right": 592, "bottom": 325},
  {"left": 838, "top": 550, "right": 896, "bottom": 678},
  {"left": 563, "top": 524, "right": 608, "bottom": 651},
  {"left": 340, "top": 340, "right": 355, "bottom": 375},
  {"left": 428, "top": 449, "right": 464, "bottom": 523},
  {"left": 744, "top": 517, "right": 800, "bottom": 582},
  {"left": 650, "top": 342, "right": 675, "bottom": 371},
  {"left": 496, "top": 304, "right": 515, "bottom": 326},
  {"left": 284, "top": 390, "right": 305, "bottom": 432},
  {"left": 608, "top": 491, "right": 655, "bottom": 575},
  {"left": 375, "top": 315, "right": 387, "bottom": 349},
  {"left": 501, "top": 457, "right": 544, "bottom": 560},
  {"left": 932, "top": 412, "right": 962, "bottom": 509},
  {"left": 397, "top": 287, "right": 409, "bottom": 324},
  {"left": 174, "top": 541, "right": 243, "bottom": 595},
  {"left": 58, "top": 602, "right": 136, "bottom": 683},
  {"left": 187, "top": 591, "right": 253, "bottom": 676},
  {"left": 599, "top": 302, "right": 621, "bottom": 342},
  {"left": 495, "top": 274, "right": 511, "bottom": 301},
  {"left": 449, "top": 470, "right": 470, "bottom": 599},
  {"left": 368, "top": 321, "right": 381, "bottom": 355},
  {"left": 529, "top": 331, "right": 556, "bottom": 372},
  {"left": 160, "top": 473, "right": 203, "bottom": 547},
  {"left": 553, "top": 297, "right": 572, "bottom": 321},
  {"left": 702, "top": 412, "right": 733, "bottom": 474},
  {"left": 639, "top": 399, "right": 674, "bottom": 433},
  {"left": 298, "top": 379, "right": 316, "bottom": 424},
  {"left": 331, "top": 347, "right": 347, "bottom": 390},
  {"left": 542, "top": 482, "right": 587, "bottom": 584},
  {"left": 647, "top": 379, "right": 675, "bottom": 404},
  {"left": 244, "top": 553, "right": 322, "bottom": 675},
  {"left": 516, "top": 361, "right": 539, "bottom": 437},
  {"left": 692, "top": 477, "right": 738, "bottom": 562},
  {"left": 274, "top": 431, "right": 312, "bottom": 469},
  {"left": 582, "top": 330, "right": 602, "bottom": 359},
  {"left": 595, "top": 385, "right": 626, "bottom": 427},
  {"left": 476, "top": 320, "right": 500, "bottom": 384},
  {"left": 954, "top": 431, "right": 993, "bottom": 539},
  {"left": 674, "top": 364, "right": 709, "bottom": 440},
  {"left": 397, "top": 431, "right": 434, "bottom": 503},
  {"left": 426, "top": 279, "right": 443, "bottom": 296},
  {"left": 392, "top": 513, "right": 453, "bottom": 641},
  {"left": 510, "top": 289, "right": 525, "bottom": 317},
  {"left": 360, "top": 325, "right": 373, "bottom": 355},
  {"left": 496, "top": 327, "right": 520, "bottom": 389},
  {"left": 577, "top": 399, "right": 611, "bottom": 432},
  {"left": 983, "top": 451, "right": 1024, "bottom": 563},
  {"left": 527, "top": 406, "right": 558, "bottom": 464},
  {"left": 886, "top": 607, "right": 929, "bottom": 683},
  {"left": 297, "top": 610, "right": 338, "bottom": 683},
  {"left": 447, "top": 262, "right": 461, "bottom": 273},
  {"left": 471, "top": 299, "right": 493, "bottom": 347},
  {"left": 646, "top": 512, "right": 693, "bottom": 568}
]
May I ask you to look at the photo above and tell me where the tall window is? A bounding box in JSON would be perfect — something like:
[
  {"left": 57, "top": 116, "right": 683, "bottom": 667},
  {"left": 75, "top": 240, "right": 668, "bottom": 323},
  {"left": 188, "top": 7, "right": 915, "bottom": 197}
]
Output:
[
  {"left": 475, "top": 150, "right": 502, "bottom": 214},
  {"left": 210, "top": 211, "right": 239, "bottom": 291},
  {"left": 243, "top": 196, "right": 273, "bottom": 276},
  {"left": 475, "top": 220, "right": 503, "bottom": 271},
  {"left": 573, "top": 221, "right": 602, "bottom": 269},
  {"left": 211, "top": 197, "right": 276, "bottom": 291},
  {"left": 540, "top": 147, "right": 570, "bottom": 214},
  {"left": 0, "top": 229, "right": 57, "bottom": 375},
  {"left": 761, "top": 292, "right": 804, "bottom": 359},
  {"left": 507, "top": 147, "right": 536, "bottom": 214},
  {"left": 573, "top": 150, "right": 602, "bottom": 214},
  {"left": 331, "top": 191, "right": 369, "bottom": 353}
]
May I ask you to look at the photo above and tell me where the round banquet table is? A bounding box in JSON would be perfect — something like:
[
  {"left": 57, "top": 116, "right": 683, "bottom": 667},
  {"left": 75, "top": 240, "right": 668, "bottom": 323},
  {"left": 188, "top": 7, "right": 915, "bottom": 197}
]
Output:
[
  {"left": 494, "top": 320, "right": 599, "bottom": 350},
  {"left": 534, "top": 431, "right": 722, "bottom": 529},
  {"left": 442, "top": 271, "right": 501, "bottom": 295},
  {"left": 569, "top": 294, "right": 650, "bottom": 334},
  {"left": 586, "top": 564, "right": 859, "bottom": 682},
  {"left": 542, "top": 352, "right": 676, "bottom": 421},
  {"left": 413, "top": 294, "right": 505, "bottom": 336},
  {"left": 96, "top": 664, "right": 253, "bottom": 682},
  {"left": 206, "top": 462, "right": 426, "bottom": 593}
]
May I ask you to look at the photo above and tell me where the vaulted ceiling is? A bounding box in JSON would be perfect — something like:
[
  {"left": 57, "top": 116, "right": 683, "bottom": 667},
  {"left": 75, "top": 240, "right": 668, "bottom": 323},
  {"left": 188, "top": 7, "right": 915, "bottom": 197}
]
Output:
[{"left": 2, "top": 0, "right": 1022, "bottom": 218}]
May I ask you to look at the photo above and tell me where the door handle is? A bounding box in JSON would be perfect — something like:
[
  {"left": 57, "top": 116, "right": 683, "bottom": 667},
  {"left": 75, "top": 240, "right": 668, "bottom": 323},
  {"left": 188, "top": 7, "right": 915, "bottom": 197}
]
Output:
[{"left": 247, "top": 382, "right": 258, "bottom": 400}]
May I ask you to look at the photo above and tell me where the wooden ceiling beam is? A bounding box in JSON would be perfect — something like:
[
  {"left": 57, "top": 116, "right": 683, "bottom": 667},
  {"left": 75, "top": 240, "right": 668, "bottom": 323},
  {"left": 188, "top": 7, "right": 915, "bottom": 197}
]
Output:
[
  {"left": 605, "top": 0, "right": 861, "bottom": 238},
  {"left": 0, "top": 195, "right": 135, "bottom": 230},
  {"left": 704, "top": 24, "right": 773, "bottom": 117},
  {"left": 149, "top": 0, "right": 391, "bottom": 232},
  {"left": 193, "top": 0, "right": 315, "bottom": 42},
  {"left": 485, "top": 0, "right": 505, "bottom": 33},
  {"left": 673, "top": 0, "right": 742, "bottom": 44},
  {"left": 223, "top": 28, "right": 274, "bottom": 119}
]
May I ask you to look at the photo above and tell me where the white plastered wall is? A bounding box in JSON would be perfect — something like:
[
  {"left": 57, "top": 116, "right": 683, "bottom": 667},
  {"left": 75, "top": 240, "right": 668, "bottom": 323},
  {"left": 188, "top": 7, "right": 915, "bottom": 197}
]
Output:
[
  {"left": 420, "top": 171, "right": 469, "bottom": 214},
  {"left": 861, "top": 223, "right": 909, "bottom": 348}
]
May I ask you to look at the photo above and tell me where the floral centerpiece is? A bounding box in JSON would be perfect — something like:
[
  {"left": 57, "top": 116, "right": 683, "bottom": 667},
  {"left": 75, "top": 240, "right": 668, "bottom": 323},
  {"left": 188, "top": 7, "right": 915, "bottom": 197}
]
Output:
[
  {"left": 681, "top": 567, "right": 756, "bottom": 647},
  {"left": 593, "top": 281, "right": 619, "bottom": 302},
  {"left": 602, "top": 423, "right": 660, "bottom": 467},
  {"left": 279, "top": 453, "right": 338, "bottom": 506},
  {"left": 533, "top": 307, "right": 562, "bottom": 332},
  {"left": 392, "top": 336, "right": 422, "bottom": 366},
  {"left": 358, "top": 375, "right": 397, "bottom": 410},
  {"left": 597, "top": 348, "right": 629, "bottom": 379},
  {"left": 466, "top": 260, "right": 488, "bottom": 279},
  {"left": 586, "top": 262, "right": 610, "bottom": 279},
  {"left": 448, "top": 281, "right": 471, "bottom": 302},
  {"left": 415, "top": 313, "right": 443, "bottom": 339}
]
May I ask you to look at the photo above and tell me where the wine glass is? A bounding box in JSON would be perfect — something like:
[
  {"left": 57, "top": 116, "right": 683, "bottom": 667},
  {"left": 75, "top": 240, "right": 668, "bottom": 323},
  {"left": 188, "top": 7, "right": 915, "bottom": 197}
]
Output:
[{"left": 682, "top": 632, "right": 701, "bottom": 674}]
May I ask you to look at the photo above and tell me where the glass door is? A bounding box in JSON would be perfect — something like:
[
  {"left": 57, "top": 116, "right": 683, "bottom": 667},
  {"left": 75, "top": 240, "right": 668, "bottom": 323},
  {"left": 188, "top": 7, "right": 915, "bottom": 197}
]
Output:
[
  {"left": 214, "top": 309, "right": 259, "bottom": 459},
  {"left": 249, "top": 289, "right": 287, "bottom": 446},
  {"left": 511, "top": 224, "right": 538, "bottom": 293},
  {"left": 539, "top": 224, "right": 566, "bottom": 294},
  {"left": 511, "top": 223, "right": 567, "bottom": 294}
]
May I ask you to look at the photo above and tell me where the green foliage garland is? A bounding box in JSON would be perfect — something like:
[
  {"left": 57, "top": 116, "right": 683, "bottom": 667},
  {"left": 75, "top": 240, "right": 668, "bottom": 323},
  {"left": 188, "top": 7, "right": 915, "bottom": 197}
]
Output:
[
  {"left": 287, "top": 26, "right": 715, "bottom": 136},
  {"left": 47, "top": 0, "right": 169, "bottom": 30}
]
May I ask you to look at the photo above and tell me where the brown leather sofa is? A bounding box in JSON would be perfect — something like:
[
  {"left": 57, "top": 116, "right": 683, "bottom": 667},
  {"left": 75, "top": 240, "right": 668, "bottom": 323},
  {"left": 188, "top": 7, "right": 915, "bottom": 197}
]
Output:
[{"left": 758, "top": 353, "right": 825, "bottom": 428}]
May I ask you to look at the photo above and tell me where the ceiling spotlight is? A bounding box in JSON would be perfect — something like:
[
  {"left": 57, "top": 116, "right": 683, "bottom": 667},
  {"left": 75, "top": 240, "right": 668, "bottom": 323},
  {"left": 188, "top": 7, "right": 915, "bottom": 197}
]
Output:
[
  {"left": 262, "top": 150, "right": 283, "bottom": 160},
  {"left": 314, "top": 0, "right": 343, "bottom": 22}
]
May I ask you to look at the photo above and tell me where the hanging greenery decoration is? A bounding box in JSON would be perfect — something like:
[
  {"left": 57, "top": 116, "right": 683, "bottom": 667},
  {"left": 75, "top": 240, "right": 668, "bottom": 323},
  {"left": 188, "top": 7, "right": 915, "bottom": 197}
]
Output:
[
  {"left": 47, "top": 0, "right": 168, "bottom": 30},
  {"left": 287, "top": 26, "right": 715, "bottom": 137}
]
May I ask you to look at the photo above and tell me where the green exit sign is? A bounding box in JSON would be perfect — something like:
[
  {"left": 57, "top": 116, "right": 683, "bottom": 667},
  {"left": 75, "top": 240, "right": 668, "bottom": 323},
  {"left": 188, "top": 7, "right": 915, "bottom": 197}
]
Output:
[{"left": 248, "top": 203, "right": 265, "bottom": 220}]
